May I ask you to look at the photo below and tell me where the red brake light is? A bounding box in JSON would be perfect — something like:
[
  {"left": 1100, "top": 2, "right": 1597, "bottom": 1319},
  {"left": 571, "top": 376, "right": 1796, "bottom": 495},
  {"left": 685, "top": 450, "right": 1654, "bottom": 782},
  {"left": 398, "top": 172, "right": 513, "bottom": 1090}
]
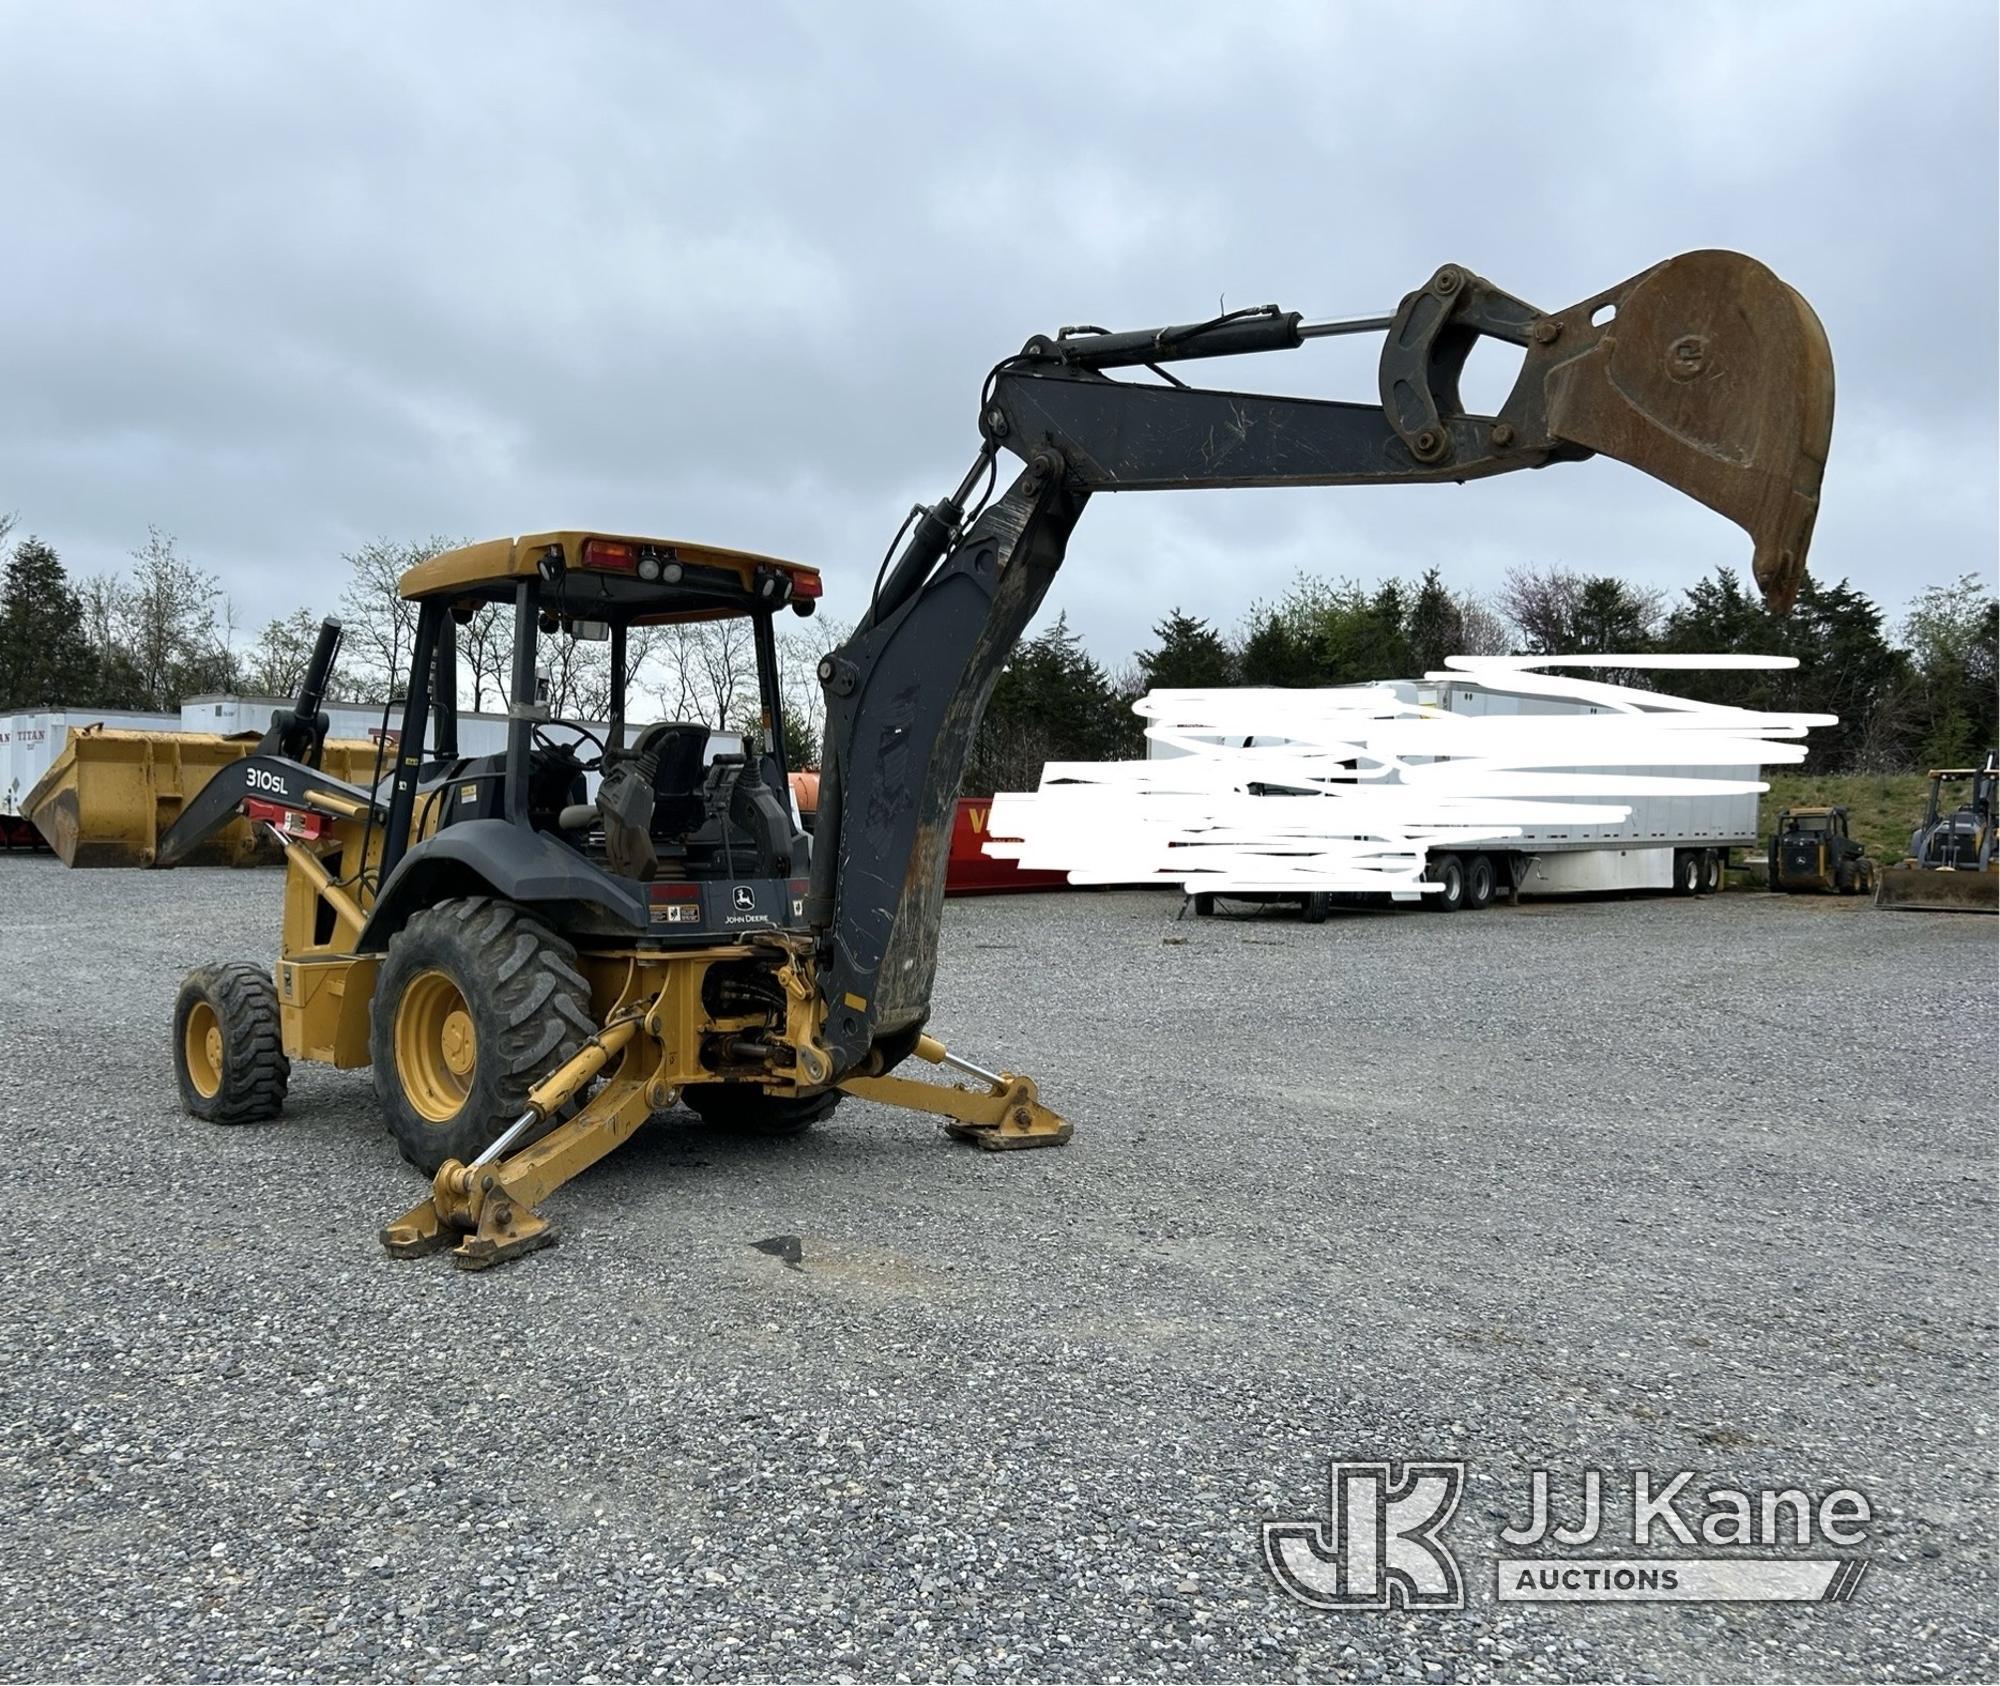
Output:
[
  {"left": 791, "top": 571, "right": 823, "bottom": 599},
  {"left": 581, "top": 539, "right": 638, "bottom": 572}
]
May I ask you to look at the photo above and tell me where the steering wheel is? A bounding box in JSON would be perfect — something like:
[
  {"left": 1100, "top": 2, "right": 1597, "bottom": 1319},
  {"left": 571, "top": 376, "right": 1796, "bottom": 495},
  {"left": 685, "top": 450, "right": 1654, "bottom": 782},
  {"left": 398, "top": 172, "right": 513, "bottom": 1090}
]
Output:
[{"left": 533, "top": 720, "right": 606, "bottom": 771}]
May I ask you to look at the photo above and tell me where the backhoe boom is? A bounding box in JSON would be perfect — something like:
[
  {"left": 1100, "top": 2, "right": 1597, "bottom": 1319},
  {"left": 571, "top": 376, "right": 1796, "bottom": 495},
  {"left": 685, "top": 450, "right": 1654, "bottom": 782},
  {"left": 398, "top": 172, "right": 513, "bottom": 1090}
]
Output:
[{"left": 809, "top": 249, "right": 1834, "bottom": 1076}]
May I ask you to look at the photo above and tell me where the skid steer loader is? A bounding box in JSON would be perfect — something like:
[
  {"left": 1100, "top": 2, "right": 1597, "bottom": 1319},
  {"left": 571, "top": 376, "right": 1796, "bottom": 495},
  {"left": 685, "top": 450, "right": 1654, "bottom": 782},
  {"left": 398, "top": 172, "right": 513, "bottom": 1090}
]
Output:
[{"left": 160, "top": 248, "right": 1836, "bottom": 1267}]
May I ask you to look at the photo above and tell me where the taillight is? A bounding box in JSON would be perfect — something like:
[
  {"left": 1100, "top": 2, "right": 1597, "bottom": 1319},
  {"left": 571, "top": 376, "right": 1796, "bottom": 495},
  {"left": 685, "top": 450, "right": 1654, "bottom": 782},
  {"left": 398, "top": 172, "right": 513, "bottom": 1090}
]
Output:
[
  {"left": 581, "top": 539, "right": 638, "bottom": 572},
  {"left": 792, "top": 571, "right": 823, "bottom": 599}
]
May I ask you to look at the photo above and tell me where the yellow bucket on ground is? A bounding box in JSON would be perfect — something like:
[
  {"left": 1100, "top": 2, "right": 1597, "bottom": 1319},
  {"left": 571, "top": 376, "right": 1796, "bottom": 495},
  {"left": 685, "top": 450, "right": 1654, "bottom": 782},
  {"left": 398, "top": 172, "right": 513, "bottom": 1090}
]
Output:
[{"left": 25, "top": 728, "right": 385, "bottom": 867}]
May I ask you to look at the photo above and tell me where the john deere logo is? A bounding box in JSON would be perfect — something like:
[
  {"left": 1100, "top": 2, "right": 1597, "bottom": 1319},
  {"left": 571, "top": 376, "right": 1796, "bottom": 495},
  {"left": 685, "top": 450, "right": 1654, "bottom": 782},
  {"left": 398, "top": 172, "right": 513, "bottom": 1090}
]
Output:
[{"left": 731, "top": 886, "right": 756, "bottom": 912}]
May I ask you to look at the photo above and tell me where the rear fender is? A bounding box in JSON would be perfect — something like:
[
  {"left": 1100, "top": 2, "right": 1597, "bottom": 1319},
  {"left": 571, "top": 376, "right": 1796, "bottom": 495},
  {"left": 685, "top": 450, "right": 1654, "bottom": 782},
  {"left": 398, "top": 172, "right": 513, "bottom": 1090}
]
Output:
[{"left": 358, "top": 820, "right": 648, "bottom": 950}]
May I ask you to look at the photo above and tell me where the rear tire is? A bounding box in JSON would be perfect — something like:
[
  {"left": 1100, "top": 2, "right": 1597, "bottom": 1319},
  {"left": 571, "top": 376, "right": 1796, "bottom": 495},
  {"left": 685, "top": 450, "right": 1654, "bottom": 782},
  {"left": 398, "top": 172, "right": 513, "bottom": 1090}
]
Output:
[
  {"left": 1698, "top": 849, "right": 1722, "bottom": 895},
  {"left": 1427, "top": 853, "right": 1466, "bottom": 912},
  {"left": 1674, "top": 850, "right": 1701, "bottom": 896},
  {"left": 1192, "top": 893, "right": 1217, "bottom": 917},
  {"left": 370, "top": 897, "right": 597, "bottom": 1174},
  {"left": 1464, "top": 854, "right": 1496, "bottom": 911},
  {"left": 682, "top": 1085, "right": 841, "bottom": 1136},
  {"left": 1300, "top": 892, "right": 1332, "bottom": 924},
  {"left": 174, "top": 962, "right": 290, "bottom": 1124}
]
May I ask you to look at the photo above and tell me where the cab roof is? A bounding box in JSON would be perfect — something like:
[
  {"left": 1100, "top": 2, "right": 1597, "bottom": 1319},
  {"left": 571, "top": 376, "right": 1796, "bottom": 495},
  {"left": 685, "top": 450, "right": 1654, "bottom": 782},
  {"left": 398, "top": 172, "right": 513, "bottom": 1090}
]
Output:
[{"left": 397, "top": 531, "right": 823, "bottom": 624}]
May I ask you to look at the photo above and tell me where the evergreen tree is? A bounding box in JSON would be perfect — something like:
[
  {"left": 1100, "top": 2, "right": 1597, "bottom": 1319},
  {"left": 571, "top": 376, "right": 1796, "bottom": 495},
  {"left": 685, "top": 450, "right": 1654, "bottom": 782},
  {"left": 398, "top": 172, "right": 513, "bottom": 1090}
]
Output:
[
  {"left": 966, "top": 613, "right": 1132, "bottom": 792},
  {"left": 1237, "top": 609, "right": 1323, "bottom": 686},
  {"left": 1319, "top": 580, "right": 1411, "bottom": 682},
  {"left": 0, "top": 536, "right": 97, "bottom": 710},
  {"left": 1405, "top": 568, "right": 1466, "bottom": 674},
  {"left": 1659, "top": 567, "right": 1912, "bottom": 772},
  {"left": 1136, "top": 608, "right": 1236, "bottom": 691}
]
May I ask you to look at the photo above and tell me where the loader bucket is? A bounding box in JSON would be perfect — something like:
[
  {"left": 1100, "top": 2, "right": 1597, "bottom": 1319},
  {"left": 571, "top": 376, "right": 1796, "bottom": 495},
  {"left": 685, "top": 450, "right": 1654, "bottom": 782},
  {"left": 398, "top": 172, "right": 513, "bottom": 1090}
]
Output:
[
  {"left": 1539, "top": 249, "right": 1835, "bottom": 613},
  {"left": 1873, "top": 865, "right": 2000, "bottom": 914},
  {"left": 25, "top": 727, "right": 384, "bottom": 867}
]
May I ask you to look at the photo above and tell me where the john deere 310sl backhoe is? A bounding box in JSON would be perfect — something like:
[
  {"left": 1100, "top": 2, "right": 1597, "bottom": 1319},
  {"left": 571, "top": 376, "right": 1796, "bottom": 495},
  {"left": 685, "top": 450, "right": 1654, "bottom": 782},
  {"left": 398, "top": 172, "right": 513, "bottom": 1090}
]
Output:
[{"left": 159, "top": 249, "right": 1835, "bottom": 1266}]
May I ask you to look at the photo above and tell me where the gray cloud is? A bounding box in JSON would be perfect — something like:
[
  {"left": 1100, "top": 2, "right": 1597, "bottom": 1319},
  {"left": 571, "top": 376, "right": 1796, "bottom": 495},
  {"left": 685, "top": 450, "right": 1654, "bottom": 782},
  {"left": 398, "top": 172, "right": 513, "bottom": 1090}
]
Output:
[{"left": 3, "top": 0, "right": 1994, "bottom": 666}]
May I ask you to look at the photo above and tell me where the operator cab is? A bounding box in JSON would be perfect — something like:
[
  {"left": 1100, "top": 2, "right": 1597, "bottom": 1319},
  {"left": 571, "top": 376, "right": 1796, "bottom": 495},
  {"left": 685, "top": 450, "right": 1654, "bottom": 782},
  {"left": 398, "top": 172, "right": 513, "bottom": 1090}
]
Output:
[{"left": 377, "top": 531, "right": 823, "bottom": 946}]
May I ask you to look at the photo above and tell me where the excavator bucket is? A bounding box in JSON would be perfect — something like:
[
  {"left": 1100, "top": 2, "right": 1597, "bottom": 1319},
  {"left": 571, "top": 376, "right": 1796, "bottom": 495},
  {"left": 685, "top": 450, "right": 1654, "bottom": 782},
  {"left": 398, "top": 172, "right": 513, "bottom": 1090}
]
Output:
[
  {"left": 1874, "top": 866, "right": 2000, "bottom": 914},
  {"left": 1538, "top": 249, "right": 1834, "bottom": 613}
]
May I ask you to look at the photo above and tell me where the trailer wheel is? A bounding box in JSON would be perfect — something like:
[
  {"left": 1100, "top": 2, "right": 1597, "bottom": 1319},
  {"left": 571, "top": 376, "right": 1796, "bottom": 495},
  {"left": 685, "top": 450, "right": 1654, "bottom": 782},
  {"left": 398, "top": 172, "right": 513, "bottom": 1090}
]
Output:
[
  {"left": 1192, "top": 893, "right": 1216, "bottom": 917},
  {"left": 174, "top": 962, "right": 290, "bottom": 1124},
  {"left": 370, "top": 897, "right": 597, "bottom": 1174},
  {"left": 1464, "top": 854, "right": 1496, "bottom": 910},
  {"left": 1300, "top": 892, "right": 1332, "bottom": 924},
  {"left": 1674, "top": 850, "right": 1700, "bottom": 896},
  {"left": 1427, "top": 852, "right": 1466, "bottom": 912},
  {"left": 1698, "top": 849, "right": 1722, "bottom": 895},
  {"left": 683, "top": 1084, "right": 842, "bottom": 1136}
]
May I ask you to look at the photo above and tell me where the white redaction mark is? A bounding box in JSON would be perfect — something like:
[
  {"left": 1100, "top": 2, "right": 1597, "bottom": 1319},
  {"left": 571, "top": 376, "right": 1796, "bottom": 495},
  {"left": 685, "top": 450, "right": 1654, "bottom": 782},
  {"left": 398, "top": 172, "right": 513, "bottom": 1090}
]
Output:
[{"left": 985, "top": 656, "right": 1832, "bottom": 896}]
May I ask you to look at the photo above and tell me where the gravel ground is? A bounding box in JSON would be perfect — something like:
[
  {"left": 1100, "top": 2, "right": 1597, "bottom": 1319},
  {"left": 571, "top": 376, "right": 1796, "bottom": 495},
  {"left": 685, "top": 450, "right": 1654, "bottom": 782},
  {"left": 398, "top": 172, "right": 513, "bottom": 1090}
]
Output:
[{"left": 0, "top": 859, "right": 1994, "bottom": 1684}]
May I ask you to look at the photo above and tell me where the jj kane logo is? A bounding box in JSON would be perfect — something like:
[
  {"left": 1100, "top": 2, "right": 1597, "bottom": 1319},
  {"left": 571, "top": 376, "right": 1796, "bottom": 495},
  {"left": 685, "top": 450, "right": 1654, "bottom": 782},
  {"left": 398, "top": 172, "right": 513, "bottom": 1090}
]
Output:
[
  {"left": 1264, "top": 1461, "right": 1466, "bottom": 1610},
  {"left": 1265, "top": 1460, "right": 1872, "bottom": 1611}
]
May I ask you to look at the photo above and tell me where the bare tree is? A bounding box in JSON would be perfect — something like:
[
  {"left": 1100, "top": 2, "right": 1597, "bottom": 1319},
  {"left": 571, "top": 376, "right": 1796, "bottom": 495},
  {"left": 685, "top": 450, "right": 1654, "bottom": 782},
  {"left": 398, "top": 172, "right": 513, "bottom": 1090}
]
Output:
[
  {"left": 337, "top": 537, "right": 457, "bottom": 702},
  {"left": 638, "top": 623, "right": 709, "bottom": 724},
  {"left": 456, "top": 602, "right": 510, "bottom": 714},
  {"left": 541, "top": 628, "right": 615, "bottom": 720},
  {"left": 1455, "top": 595, "right": 1513, "bottom": 657},
  {"left": 1500, "top": 566, "right": 1661, "bottom": 658},
  {"left": 686, "top": 617, "right": 756, "bottom": 729},
  {"left": 245, "top": 607, "right": 327, "bottom": 697},
  {"left": 776, "top": 615, "right": 849, "bottom": 766},
  {"left": 119, "top": 528, "right": 232, "bottom": 706},
  {"left": 77, "top": 571, "right": 126, "bottom": 659}
]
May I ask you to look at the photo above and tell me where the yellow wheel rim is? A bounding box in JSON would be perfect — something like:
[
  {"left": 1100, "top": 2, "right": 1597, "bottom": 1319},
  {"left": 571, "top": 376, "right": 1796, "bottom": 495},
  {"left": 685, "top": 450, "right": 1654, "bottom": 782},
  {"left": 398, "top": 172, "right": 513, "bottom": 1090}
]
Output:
[
  {"left": 395, "top": 969, "right": 477, "bottom": 1123},
  {"left": 184, "top": 1000, "right": 223, "bottom": 1099}
]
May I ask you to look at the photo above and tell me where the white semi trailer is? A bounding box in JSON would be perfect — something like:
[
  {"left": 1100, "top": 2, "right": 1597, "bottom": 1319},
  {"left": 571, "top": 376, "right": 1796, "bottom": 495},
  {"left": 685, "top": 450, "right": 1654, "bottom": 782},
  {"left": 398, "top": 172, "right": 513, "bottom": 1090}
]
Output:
[
  {"left": 1400, "top": 675, "right": 1757, "bottom": 908},
  {"left": 1156, "top": 676, "right": 1762, "bottom": 916}
]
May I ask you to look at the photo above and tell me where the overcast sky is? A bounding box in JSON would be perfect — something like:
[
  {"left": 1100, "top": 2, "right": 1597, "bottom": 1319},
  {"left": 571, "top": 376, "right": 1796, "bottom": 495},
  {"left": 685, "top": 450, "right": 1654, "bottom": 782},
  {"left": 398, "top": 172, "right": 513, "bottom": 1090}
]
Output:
[{"left": 3, "top": 1, "right": 1995, "bottom": 666}]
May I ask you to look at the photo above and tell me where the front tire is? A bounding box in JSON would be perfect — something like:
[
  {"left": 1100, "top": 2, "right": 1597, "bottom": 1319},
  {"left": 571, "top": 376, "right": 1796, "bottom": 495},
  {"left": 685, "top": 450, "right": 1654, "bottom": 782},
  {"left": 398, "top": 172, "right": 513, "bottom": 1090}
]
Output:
[
  {"left": 682, "top": 1085, "right": 842, "bottom": 1137},
  {"left": 370, "top": 897, "right": 597, "bottom": 1173},
  {"left": 174, "top": 962, "right": 290, "bottom": 1124}
]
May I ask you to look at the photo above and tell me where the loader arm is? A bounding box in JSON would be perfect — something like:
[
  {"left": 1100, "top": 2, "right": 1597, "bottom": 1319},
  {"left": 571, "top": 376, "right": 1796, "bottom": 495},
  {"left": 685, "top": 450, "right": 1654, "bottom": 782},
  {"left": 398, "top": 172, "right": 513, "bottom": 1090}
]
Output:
[{"left": 808, "top": 249, "right": 1834, "bottom": 1075}]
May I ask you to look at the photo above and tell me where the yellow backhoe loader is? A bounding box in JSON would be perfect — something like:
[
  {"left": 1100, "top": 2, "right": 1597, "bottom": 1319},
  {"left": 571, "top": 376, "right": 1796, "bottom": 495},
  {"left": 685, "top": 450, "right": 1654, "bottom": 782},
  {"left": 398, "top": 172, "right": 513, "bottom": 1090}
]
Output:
[
  {"left": 1875, "top": 751, "right": 1998, "bottom": 913},
  {"left": 158, "top": 249, "right": 1836, "bottom": 1266}
]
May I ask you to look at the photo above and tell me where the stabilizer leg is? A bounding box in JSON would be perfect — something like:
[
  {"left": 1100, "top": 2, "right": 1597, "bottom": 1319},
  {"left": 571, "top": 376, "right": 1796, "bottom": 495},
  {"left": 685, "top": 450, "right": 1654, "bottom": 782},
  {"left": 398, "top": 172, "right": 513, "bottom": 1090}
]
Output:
[
  {"left": 380, "top": 1017, "right": 662, "bottom": 1268},
  {"left": 839, "top": 1034, "right": 1072, "bottom": 1151}
]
